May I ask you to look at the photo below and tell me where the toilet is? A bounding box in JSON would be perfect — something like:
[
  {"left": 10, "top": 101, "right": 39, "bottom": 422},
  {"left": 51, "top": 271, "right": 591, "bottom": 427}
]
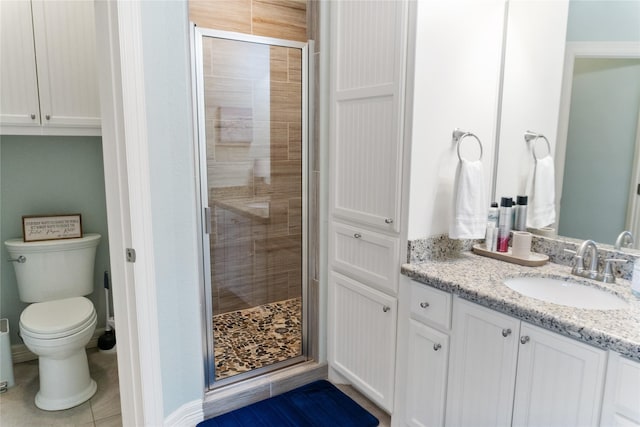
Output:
[{"left": 5, "top": 234, "right": 101, "bottom": 411}]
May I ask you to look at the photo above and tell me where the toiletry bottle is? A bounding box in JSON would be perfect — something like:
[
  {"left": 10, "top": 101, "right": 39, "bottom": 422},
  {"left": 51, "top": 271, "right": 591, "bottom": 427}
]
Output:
[
  {"left": 632, "top": 259, "right": 640, "bottom": 297},
  {"left": 485, "top": 222, "right": 496, "bottom": 251},
  {"left": 514, "top": 195, "right": 528, "bottom": 231},
  {"left": 488, "top": 202, "right": 499, "bottom": 227},
  {"left": 486, "top": 202, "right": 499, "bottom": 251},
  {"left": 497, "top": 197, "right": 513, "bottom": 252}
]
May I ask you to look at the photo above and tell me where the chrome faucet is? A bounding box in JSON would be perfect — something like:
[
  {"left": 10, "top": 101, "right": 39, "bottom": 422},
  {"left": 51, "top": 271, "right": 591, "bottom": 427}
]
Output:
[
  {"left": 574, "top": 240, "right": 599, "bottom": 279},
  {"left": 614, "top": 230, "right": 634, "bottom": 250}
]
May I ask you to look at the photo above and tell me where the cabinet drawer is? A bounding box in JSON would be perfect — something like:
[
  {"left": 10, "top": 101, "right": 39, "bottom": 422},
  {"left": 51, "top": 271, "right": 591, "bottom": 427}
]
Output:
[
  {"left": 409, "top": 281, "right": 451, "bottom": 330},
  {"left": 331, "top": 222, "right": 399, "bottom": 294}
]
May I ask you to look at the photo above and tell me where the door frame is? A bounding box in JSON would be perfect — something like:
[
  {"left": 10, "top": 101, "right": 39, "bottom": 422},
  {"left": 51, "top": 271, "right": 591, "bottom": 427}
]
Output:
[
  {"left": 94, "top": 1, "right": 164, "bottom": 424},
  {"left": 191, "top": 27, "right": 309, "bottom": 389}
]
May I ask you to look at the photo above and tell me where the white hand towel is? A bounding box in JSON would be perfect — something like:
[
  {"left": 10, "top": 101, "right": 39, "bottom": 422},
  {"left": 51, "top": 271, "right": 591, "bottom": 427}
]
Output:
[
  {"left": 526, "top": 155, "right": 556, "bottom": 229},
  {"left": 449, "top": 159, "right": 487, "bottom": 239}
]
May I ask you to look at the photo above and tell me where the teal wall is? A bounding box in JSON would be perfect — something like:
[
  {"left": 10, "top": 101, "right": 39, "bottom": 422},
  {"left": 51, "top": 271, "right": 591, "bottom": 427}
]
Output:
[
  {"left": 558, "top": 58, "right": 640, "bottom": 242},
  {"left": 140, "top": 0, "right": 204, "bottom": 417},
  {"left": 0, "top": 135, "right": 111, "bottom": 345},
  {"left": 557, "top": 1, "right": 640, "bottom": 241},
  {"left": 567, "top": 0, "right": 640, "bottom": 42}
]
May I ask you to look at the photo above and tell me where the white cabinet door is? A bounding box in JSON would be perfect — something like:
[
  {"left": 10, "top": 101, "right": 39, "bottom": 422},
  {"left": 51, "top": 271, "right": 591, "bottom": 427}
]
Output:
[
  {"left": 404, "top": 319, "right": 449, "bottom": 427},
  {"left": 512, "top": 323, "right": 607, "bottom": 426},
  {"left": 0, "top": 0, "right": 100, "bottom": 133},
  {"left": 331, "top": 222, "right": 400, "bottom": 295},
  {"left": 31, "top": 0, "right": 100, "bottom": 128},
  {"left": 601, "top": 352, "right": 640, "bottom": 426},
  {"left": 329, "top": 0, "right": 408, "bottom": 232},
  {"left": 328, "top": 271, "right": 397, "bottom": 412},
  {"left": 445, "top": 298, "right": 520, "bottom": 427},
  {"left": 0, "top": 0, "right": 41, "bottom": 126}
]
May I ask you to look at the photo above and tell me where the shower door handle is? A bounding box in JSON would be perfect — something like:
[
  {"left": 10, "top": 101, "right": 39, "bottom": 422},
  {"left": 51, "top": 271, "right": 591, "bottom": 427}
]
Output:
[{"left": 204, "top": 207, "right": 212, "bottom": 234}]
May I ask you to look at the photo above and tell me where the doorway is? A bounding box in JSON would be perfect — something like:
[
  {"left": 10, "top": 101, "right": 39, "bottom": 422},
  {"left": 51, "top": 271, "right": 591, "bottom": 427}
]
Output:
[{"left": 192, "top": 28, "right": 309, "bottom": 388}]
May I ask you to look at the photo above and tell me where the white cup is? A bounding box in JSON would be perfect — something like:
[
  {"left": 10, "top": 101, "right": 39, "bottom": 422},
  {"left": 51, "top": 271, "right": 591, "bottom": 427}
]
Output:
[{"left": 512, "top": 231, "right": 532, "bottom": 258}]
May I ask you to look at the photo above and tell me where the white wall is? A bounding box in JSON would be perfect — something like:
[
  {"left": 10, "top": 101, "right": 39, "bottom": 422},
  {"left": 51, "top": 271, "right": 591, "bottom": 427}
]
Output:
[
  {"left": 493, "top": 0, "right": 569, "bottom": 202},
  {"left": 407, "top": 0, "right": 506, "bottom": 240},
  {"left": 139, "top": 1, "right": 204, "bottom": 418}
]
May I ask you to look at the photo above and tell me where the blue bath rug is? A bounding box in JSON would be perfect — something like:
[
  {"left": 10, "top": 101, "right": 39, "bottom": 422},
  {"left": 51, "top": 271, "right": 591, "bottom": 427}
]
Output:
[{"left": 197, "top": 380, "right": 379, "bottom": 427}]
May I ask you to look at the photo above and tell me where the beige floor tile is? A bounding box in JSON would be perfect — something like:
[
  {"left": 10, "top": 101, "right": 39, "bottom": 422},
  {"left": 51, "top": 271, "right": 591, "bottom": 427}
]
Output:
[
  {"left": 94, "top": 413, "right": 123, "bottom": 427},
  {"left": 0, "top": 348, "right": 121, "bottom": 427},
  {"left": 335, "top": 384, "right": 391, "bottom": 427},
  {"left": 87, "top": 350, "right": 121, "bottom": 422}
]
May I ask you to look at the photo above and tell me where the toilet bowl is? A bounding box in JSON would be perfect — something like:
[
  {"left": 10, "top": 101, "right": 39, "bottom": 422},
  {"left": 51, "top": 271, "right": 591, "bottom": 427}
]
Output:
[
  {"left": 20, "top": 297, "right": 97, "bottom": 410},
  {"left": 5, "top": 234, "right": 101, "bottom": 411}
]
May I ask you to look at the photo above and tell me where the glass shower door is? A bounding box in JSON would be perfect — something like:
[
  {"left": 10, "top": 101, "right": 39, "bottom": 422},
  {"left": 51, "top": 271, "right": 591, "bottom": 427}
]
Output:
[{"left": 194, "top": 28, "right": 308, "bottom": 387}]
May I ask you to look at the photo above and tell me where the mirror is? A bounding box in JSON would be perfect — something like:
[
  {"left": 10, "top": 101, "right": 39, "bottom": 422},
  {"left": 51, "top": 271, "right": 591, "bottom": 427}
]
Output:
[{"left": 493, "top": 0, "right": 640, "bottom": 250}]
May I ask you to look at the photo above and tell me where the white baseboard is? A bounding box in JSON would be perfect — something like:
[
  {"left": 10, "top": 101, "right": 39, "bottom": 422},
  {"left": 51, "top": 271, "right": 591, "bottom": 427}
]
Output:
[
  {"left": 12, "top": 328, "right": 109, "bottom": 364},
  {"left": 164, "top": 399, "right": 204, "bottom": 427}
]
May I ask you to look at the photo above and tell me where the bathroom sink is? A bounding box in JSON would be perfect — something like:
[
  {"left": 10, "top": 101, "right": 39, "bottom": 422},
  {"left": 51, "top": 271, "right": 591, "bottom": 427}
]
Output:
[{"left": 504, "top": 277, "right": 628, "bottom": 310}]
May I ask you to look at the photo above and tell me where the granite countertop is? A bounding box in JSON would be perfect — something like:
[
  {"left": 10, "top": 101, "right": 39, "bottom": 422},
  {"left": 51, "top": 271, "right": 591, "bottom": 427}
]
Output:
[{"left": 402, "top": 252, "right": 640, "bottom": 362}]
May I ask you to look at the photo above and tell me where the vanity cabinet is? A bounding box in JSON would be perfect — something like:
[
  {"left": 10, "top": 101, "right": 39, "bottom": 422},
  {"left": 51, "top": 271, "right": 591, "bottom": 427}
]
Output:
[
  {"left": 445, "top": 298, "right": 521, "bottom": 427},
  {"left": 512, "top": 323, "right": 607, "bottom": 426},
  {"left": 446, "top": 297, "right": 607, "bottom": 426},
  {"left": 328, "top": 271, "right": 397, "bottom": 412},
  {"left": 601, "top": 352, "right": 640, "bottom": 426},
  {"left": 0, "top": 0, "right": 100, "bottom": 135},
  {"left": 401, "top": 281, "right": 452, "bottom": 427}
]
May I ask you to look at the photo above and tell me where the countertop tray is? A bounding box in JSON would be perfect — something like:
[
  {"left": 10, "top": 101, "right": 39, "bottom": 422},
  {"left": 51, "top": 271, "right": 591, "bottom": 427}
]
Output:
[{"left": 472, "top": 244, "right": 549, "bottom": 267}]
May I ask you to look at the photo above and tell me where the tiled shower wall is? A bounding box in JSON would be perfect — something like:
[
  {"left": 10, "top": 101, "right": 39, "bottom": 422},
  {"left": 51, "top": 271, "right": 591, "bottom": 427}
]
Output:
[{"left": 190, "top": 0, "right": 316, "bottom": 316}]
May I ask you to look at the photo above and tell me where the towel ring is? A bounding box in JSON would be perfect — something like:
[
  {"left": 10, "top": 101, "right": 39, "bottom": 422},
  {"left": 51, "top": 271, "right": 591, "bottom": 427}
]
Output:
[
  {"left": 524, "top": 131, "right": 551, "bottom": 161},
  {"left": 452, "top": 129, "right": 483, "bottom": 162}
]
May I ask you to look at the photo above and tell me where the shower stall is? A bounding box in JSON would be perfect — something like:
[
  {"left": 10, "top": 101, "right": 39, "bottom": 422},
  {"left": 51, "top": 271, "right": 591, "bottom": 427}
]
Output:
[{"left": 192, "top": 27, "right": 309, "bottom": 388}]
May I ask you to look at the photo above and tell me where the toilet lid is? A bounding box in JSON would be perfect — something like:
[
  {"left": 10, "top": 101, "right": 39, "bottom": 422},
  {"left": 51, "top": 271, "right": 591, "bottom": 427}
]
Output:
[{"left": 20, "top": 297, "right": 96, "bottom": 339}]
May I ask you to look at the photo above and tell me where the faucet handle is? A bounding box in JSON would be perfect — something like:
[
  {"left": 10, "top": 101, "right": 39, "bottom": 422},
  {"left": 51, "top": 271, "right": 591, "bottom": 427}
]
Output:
[
  {"left": 599, "top": 258, "right": 629, "bottom": 283},
  {"left": 564, "top": 249, "right": 583, "bottom": 275}
]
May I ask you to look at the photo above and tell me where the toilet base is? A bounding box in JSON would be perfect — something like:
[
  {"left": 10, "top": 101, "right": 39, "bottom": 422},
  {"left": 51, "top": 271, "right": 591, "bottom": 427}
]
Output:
[{"left": 35, "top": 348, "right": 97, "bottom": 411}]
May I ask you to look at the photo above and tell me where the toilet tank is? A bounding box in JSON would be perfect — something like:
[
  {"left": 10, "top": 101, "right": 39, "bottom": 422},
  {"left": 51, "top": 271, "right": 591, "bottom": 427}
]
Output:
[{"left": 4, "top": 234, "right": 101, "bottom": 303}]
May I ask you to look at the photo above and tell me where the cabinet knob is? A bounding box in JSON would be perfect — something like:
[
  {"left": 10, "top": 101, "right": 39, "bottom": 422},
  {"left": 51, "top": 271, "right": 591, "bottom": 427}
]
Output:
[
  {"left": 433, "top": 343, "right": 442, "bottom": 351},
  {"left": 382, "top": 306, "right": 391, "bottom": 313},
  {"left": 520, "top": 336, "right": 530, "bottom": 344},
  {"left": 384, "top": 218, "right": 394, "bottom": 224},
  {"left": 45, "top": 114, "right": 51, "bottom": 120},
  {"left": 30, "top": 113, "right": 36, "bottom": 120},
  {"left": 419, "top": 301, "right": 429, "bottom": 308},
  {"left": 502, "top": 328, "right": 512, "bottom": 337},
  {"left": 353, "top": 233, "right": 362, "bottom": 239}
]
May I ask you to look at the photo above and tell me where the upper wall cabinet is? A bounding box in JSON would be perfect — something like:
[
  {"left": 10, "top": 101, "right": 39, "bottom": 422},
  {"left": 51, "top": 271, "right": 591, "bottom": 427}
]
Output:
[
  {"left": 0, "top": 0, "right": 100, "bottom": 136},
  {"left": 329, "top": 0, "right": 408, "bottom": 233}
]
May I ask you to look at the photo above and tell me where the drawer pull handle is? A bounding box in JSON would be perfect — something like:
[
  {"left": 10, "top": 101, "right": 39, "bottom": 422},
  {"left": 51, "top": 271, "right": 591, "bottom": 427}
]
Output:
[
  {"left": 502, "top": 328, "right": 512, "bottom": 337},
  {"left": 520, "top": 336, "right": 530, "bottom": 344},
  {"left": 382, "top": 306, "right": 391, "bottom": 313},
  {"left": 353, "top": 233, "right": 362, "bottom": 239},
  {"left": 433, "top": 343, "right": 442, "bottom": 351},
  {"left": 419, "top": 301, "right": 429, "bottom": 308},
  {"left": 30, "top": 113, "right": 36, "bottom": 119},
  {"left": 384, "top": 218, "right": 394, "bottom": 224},
  {"left": 45, "top": 114, "right": 51, "bottom": 120}
]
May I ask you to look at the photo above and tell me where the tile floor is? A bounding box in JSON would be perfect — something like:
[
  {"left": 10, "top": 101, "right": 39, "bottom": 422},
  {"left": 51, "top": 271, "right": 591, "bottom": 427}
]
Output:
[
  {"left": 213, "top": 297, "right": 302, "bottom": 380},
  {"left": 336, "top": 384, "right": 391, "bottom": 427},
  {"left": 0, "top": 325, "right": 389, "bottom": 427},
  {"left": 0, "top": 349, "right": 122, "bottom": 427}
]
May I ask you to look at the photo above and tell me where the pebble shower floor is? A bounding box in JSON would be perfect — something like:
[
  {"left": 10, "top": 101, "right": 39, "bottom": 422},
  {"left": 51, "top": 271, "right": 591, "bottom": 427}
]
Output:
[{"left": 213, "top": 297, "right": 302, "bottom": 380}]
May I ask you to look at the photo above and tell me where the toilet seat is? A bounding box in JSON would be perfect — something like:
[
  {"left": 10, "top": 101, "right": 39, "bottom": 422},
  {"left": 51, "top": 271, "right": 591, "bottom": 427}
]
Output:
[{"left": 20, "top": 297, "right": 96, "bottom": 339}]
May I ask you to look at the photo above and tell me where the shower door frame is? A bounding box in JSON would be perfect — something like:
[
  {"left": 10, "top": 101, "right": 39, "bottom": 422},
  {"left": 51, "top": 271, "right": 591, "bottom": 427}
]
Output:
[{"left": 192, "top": 26, "right": 310, "bottom": 390}]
